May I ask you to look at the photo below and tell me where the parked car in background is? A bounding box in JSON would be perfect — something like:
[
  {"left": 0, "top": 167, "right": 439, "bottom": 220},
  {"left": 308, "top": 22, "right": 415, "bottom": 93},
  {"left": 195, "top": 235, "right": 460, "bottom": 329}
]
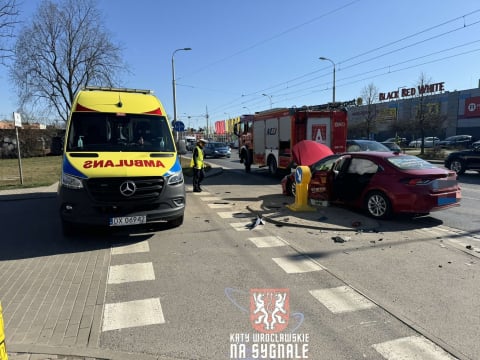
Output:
[
  {"left": 408, "top": 137, "right": 440, "bottom": 148},
  {"left": 281, "top": 151, "right": 461, "bottom": 219},
  {"left": 346, "top": 139, "right": 391, "bottom": 152},
  {"left": 383, "top": 137, "right": 408, "bottom": 147},
  {"left": 381, "top": 141, "right": 402, "bottom": 152},
  {"left": 438, "top": 135, "right": 475, "bottom": 149},
  {"left": 444, "top": 143, "right": 480, "bottom": 174},
  {"left": 184, "top": 136, "right": 197, "bottom": 151},
  {"left": 203, "top": 141, "right": 231, "bottom": 158}
]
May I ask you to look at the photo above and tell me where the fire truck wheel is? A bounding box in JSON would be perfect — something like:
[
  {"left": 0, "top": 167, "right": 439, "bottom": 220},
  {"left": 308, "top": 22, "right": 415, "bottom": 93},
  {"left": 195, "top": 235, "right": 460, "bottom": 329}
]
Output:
[{"left": 268, "top": 156, "right": 277, "bottom": 175}]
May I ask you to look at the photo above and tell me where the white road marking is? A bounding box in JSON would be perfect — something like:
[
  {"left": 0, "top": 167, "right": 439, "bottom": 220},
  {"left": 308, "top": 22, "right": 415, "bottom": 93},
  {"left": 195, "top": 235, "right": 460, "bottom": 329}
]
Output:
[
  {"left": 272, "top": 256, "right": 324, "bottom": 273},
  {"left": 249, "top": 236, "right": 287, "bottom": 248},
  {"left": 309, "top": 286, "right": 376, "bottom": 313},
  {"left": 102, "top": 298, "right": 165, "bottom": 331},
  {"left": 107, "top": 262, "right": 155, "bottom": 284},
  {"left": 216, "top": 211, "right": 250, "bottom": 219},
  {"left": 111, "top": 241, "right": 150, "bottom": 255},
  {"left": 449, "top": 239, "right": 480, "bottom": 252},
  {"left": 199, "top": 196, "right": 222, "bottom": 201},
  {"left": 372, "top": 335, "right": 456, "bottom": 360},
  {"left": 208, "top": 203, "right": 233, "bottom": 209},
  {"left": 229, "top": 222, "right": 264, "bottom": 231},
  {"left": 191, "top": 191, "right": 211, "bottom": 196}
]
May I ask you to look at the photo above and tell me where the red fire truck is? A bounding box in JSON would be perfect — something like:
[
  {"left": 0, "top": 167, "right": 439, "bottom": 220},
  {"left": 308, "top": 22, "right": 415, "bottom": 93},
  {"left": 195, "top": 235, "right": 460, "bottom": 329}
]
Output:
[{"left": 233, "top": 105, "right": 348, "bottom": 174}]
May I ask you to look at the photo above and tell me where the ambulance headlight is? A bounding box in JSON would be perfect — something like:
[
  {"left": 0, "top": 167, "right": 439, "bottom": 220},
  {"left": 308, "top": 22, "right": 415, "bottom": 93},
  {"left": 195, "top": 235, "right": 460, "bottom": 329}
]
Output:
[
  {"left": 61, "top": 173, "right": 84, "bottom": 189},
  {"left": 167, "top": 170, "right": 184, "bottom": 185}
]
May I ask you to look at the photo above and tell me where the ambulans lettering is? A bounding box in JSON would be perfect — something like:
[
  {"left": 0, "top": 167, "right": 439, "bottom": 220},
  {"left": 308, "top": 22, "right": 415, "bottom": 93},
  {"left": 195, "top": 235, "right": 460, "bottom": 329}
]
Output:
[{"left": 83, "top": 159, "right": 165, "bottom": 168}]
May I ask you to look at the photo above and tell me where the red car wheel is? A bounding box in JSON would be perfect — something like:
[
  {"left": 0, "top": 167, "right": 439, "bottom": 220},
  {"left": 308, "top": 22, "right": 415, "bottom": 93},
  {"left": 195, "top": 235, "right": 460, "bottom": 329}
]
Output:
[{"left": 365, "top": 191, "right": 392, "bottom": 219}]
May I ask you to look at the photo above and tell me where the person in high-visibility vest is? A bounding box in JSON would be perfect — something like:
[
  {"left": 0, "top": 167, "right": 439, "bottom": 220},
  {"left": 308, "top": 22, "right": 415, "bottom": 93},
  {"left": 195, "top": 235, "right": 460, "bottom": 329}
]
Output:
[{"left": 190, "top": 139, "right": 207, "bottom": 192}]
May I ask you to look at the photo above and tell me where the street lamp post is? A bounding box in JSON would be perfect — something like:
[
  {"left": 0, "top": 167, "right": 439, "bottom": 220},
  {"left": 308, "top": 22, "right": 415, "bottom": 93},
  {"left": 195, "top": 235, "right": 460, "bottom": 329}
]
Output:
[
  {"left": 262, "top": 93, "right": 272, "bottom": 109},
  {"left": 319, "top": 56, "right": 335, "bottom": 104},
  {"left": 171, "top": 47, "right": 192, "bottom": 127}
]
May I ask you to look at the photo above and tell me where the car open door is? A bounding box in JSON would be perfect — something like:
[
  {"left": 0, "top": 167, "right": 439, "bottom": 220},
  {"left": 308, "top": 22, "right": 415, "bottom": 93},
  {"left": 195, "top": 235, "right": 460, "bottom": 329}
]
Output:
[{"left": 308, "top": 155, "right": 350, "bottom": 203}]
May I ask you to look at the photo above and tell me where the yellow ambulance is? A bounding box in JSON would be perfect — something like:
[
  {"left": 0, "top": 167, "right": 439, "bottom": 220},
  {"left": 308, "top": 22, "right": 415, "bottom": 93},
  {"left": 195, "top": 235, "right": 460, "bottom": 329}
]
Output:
[{"left": 58, "top": 86, "right": 185, "bottom": 235}]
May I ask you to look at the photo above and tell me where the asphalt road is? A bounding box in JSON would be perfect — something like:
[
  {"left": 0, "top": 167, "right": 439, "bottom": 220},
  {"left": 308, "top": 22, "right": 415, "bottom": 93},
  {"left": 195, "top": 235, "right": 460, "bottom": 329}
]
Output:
[{"left": 1, "top": 158, "right": 479, "bottom": 360}]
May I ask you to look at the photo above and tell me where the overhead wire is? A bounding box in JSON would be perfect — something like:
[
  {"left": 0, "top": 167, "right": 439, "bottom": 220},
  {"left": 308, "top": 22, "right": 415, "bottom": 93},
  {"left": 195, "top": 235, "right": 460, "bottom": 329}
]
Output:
[
  {"left": 181, "top": 0, "right": 362, "bottom": 80},
  {"left": 241, "top": 22, "right": 479, "bottom": 114},
  {"left": 181, "top": 7, "right": 480, "bottom": 120}
]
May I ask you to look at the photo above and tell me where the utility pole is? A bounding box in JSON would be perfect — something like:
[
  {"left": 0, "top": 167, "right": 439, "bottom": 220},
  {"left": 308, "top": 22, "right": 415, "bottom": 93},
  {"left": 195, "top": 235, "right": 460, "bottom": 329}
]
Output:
[{"left": 205, "top": 105, "right": 210, "bottom": 139}]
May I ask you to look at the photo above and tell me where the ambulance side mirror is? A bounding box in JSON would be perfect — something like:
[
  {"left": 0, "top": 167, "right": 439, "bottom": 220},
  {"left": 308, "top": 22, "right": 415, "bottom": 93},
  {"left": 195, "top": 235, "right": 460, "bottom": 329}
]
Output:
[{"left": 177, "top": 140, "right": 187, "bottom": 155}]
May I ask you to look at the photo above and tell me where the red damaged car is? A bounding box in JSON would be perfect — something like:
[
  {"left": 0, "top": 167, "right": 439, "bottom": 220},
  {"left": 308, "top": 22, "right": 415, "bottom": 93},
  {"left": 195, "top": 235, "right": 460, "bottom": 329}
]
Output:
[{"left": 281, "top": 151, "right": 461, "bottom": 219}]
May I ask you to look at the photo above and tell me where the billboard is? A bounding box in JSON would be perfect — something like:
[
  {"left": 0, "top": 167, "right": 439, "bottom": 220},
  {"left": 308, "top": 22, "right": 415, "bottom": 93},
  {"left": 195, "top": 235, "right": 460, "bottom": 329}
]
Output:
[{"left": 464, "top": 96, "right": 480, "bottom": 118}]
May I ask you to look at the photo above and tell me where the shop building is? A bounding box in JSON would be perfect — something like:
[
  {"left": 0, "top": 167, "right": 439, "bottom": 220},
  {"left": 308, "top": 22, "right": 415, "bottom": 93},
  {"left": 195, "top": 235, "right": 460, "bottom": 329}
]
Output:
[{"left": 348, "top": 83, "right": 480, "bottom": 141}]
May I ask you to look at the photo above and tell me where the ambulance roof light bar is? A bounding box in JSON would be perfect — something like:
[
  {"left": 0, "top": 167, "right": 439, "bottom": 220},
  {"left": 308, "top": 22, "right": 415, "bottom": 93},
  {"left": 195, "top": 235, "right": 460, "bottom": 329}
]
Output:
[{"left": 83, "top": 86, "right": 153, "bottom": 94}]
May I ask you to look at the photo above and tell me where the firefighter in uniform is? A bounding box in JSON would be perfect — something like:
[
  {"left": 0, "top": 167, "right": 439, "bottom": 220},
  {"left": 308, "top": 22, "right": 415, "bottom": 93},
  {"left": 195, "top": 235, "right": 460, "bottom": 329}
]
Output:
[{"left": 191, "top": 139, "right": 207, "bottom": 192}]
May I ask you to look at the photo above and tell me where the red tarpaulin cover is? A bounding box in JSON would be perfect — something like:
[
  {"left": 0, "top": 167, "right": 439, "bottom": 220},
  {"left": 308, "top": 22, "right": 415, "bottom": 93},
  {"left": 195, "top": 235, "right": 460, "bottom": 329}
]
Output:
[{"left": 292, "top": 140, "right": 333, "bottom": 166}]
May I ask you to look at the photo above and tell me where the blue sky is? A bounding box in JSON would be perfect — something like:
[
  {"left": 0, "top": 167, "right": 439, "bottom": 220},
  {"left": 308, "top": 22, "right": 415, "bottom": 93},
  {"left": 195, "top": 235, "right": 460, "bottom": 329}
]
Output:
[{"left": 1, "top": 0, "right": 480, "bottom": 130}]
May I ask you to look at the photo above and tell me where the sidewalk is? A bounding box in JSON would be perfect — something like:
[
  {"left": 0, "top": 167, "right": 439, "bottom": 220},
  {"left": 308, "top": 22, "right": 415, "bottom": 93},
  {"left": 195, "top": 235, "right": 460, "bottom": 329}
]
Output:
[{"left": 0, "top": 183, "right": 58, "bottom": 201}]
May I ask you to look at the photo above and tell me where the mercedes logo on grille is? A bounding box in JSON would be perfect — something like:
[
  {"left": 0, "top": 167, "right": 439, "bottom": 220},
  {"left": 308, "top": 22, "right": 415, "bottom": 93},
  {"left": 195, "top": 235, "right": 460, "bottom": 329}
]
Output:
[{"left": 119, "top": 180, "right": 136, "bottom": 197}]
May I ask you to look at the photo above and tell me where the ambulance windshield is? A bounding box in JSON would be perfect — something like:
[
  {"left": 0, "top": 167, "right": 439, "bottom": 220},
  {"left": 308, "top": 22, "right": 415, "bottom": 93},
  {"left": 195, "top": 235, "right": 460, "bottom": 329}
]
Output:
[{"left": 66, "top": 112, "right": 175, "bottom": 152}]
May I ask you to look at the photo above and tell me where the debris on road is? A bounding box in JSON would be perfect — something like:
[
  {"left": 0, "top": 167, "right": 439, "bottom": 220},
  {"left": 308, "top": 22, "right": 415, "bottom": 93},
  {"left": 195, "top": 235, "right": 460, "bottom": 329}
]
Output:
[
  {"left": 247, "top": 215, "right": 265, "bottom": 230},
  {"left": 332, "top": 236, "right": 350, "bottom": 243}
]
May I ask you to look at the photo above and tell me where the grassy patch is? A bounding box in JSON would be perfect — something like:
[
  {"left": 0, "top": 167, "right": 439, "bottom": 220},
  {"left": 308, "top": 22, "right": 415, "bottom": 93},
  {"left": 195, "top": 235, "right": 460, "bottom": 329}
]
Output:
[{"left": 0, "top": 155, "right": 62, "bottom": 190}]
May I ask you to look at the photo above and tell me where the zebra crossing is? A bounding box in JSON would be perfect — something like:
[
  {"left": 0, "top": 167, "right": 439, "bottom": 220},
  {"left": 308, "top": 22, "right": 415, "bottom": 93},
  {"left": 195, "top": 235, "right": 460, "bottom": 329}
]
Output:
[
  {"left": 99, "top": 188, "right": 457, "bottom": 359},
  {"left": 416, "top": 225, "right": 480, "bottom": 256},
  {"left": 101, "top": 240, "right": 165, "bottom": 332},
  {"left": 196, "top": 189, "right": 457, "bottom": 359}
]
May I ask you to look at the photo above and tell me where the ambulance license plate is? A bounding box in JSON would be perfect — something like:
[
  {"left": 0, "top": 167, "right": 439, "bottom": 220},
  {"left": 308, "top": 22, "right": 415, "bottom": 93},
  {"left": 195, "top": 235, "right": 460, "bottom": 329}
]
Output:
[{"left": 109, "top": 215, "right": 146, "bottom": 226}]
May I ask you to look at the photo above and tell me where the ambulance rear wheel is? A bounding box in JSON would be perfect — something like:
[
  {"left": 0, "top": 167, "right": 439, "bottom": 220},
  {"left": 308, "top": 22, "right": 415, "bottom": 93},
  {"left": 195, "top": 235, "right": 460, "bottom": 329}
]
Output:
[{"left": 268, "top": 156, "right": 277, "bottom": 175}]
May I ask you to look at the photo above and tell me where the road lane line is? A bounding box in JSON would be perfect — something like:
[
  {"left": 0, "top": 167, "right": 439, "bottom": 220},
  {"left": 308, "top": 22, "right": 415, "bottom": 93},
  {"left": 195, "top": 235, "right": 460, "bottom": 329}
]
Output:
[
  {"left": 272, "top": 255, "right": 324, "bottom": 273},
  {"left": 372, "top": 335, "right": 456, "bottom": 360},
  {"left": 309, "top": 286, "right": 376, "bottom": 313},
  {"left": 111, "top": 240, "right": 150, "bottom": 255},
  {"left": 199, "top": 196, "right": 222, "bottom": 201},
  {"left": 208, "top": 203, "right": 233, "bottom": 209},
  {"left": 102, "top": 298, "right": 165, "bottom": 332},
  {"left": 249, "top": 236, "right": 288, "bottom": 248},
  {"left": 190, "top": 191, "right": 211, "bottom": 196},
  {"left": 229, "top": 222, "right": 264, "bottom": 231},
  {"left": 107, "top": 262, "right": 155, "bottom": 284},
  {"left": 217, "top": 211, "right": 250, "bottom": 219}
]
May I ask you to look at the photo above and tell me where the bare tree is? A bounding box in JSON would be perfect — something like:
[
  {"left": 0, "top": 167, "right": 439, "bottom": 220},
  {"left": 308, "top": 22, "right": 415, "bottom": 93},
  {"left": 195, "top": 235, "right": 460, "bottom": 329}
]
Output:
[
  {"left": 360, "top": 82, "right": 378, "bottom": 139},
  {"left": 413, "top": 72, "right": 445, "bottom": 154},
  {"left": 10, "top": 0, "right": 127, "bottom": 122},
  {"left": 0, "top": 0, "right": 19, "bottom": 65}
]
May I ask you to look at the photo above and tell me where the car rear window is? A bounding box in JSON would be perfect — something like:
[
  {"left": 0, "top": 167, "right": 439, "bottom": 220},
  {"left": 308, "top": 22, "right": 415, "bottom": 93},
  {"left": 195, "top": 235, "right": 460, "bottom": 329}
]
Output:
[{"left": 387, "top": 155, "right": 436, "bottom": 170}]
